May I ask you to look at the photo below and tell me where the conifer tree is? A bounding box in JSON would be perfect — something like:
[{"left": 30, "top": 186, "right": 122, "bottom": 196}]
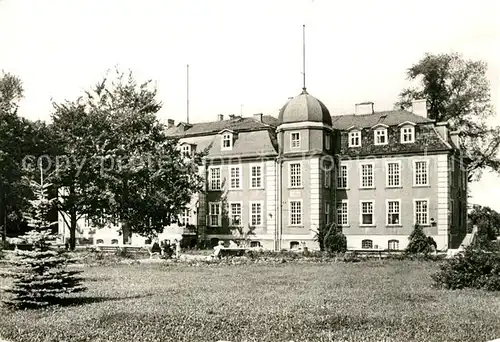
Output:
[
  {"left": 0, "top": 171, "right": 85, "bottom": 309},
  {"left": 406, "top": 224, "right": 437, "bottom": 255},
  {"left": 323, "top": 223, "right": 347, "bottom": 254}
]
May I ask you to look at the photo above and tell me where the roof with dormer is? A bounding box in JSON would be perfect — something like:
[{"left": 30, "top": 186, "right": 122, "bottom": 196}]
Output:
[
  {"left": 278, "top": 89, "right": 332, "bottom": 126},
  {"left": 166, "top": 115, "right": 278, "bottom": 137},
  {"left": 331, "top": 110, "right": 434, "bottom": 130}
]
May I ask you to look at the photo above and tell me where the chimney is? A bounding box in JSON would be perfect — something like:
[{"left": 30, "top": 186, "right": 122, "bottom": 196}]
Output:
[
  {"left": 253, "top": 113, "right": 263, "bottom": 122},
  {"left": 228, "top": 114, "right": 236, "bottom": 120},
  {"left": 167, "top": 119, "right": 175, "bottom": 128},
  {"left": 217, "top": 114, "right": 224, "bottom": 121},
  {"left": 435, "top": 122, "right": 448, "bottom": 142},
  {"left": 355, "top": 102, "right": 374, "bottom": 115},
  {"left": 450, "top": 131, "right": 460, "bottom": 147},
  {"left": 411, "top": 99, "right": 427, "bottom": 118}
]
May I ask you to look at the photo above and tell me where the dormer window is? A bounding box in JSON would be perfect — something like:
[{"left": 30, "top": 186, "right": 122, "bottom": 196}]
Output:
[
  {"left": 348, "top": 130, "right": 361, "bottom": 147},
  {"left": 400, "top": 125, "right": 415, "bottom": 143},
  {"left": 222, "top": 133, "right": 233, "bottom": 150},
  {"left": 291, "top": 132, "right": 301, "bottom": 149},
  {"left": 374, "top": 128, "right": 387, "bottom": 145}
]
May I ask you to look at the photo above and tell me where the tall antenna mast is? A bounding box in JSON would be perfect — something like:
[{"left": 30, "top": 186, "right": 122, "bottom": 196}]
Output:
[
  {"left": 186, "top": 64, "right": 190, "bottom": 124},
  {"left": 302, "top": 24, "right": 307, "bottom": 93}
]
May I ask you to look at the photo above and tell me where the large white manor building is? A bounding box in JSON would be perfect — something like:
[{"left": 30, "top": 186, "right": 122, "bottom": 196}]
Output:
[{"left": 58, "top": 87, "right": 468, "bottom": 251}]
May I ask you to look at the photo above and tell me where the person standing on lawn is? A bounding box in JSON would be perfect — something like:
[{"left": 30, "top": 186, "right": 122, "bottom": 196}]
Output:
[{"left": 174, "top": 239, "right": 181, "bottom": 259}]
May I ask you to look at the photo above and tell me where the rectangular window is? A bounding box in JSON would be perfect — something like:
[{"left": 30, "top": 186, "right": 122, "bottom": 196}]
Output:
[
  {"left": 289, "top": 200, "right": 302, "bottom": 226},
  {"left": 229, "top": 166, "right": 241, "bottom": 189},
  {"left": 250, "top": 202, "right": 263, "bottom": 226},
  {"left": 209, "top": 167, "right": 221, "bottom": 191},
  {"left": 360, "top": 201, "right": 374, "bottom": 225},
  {"left": 414, "top": 199, "right": 429, "bottom": 225},
  {"left": 250, "top": 164, "right": 263, "bottom": 189},
  {"left": 414, "top": 160, "right": 429, "bottom": 186},
  {"left": 374, "top": 129, "right": 387, "bottom": 145},
  {"left": 337, "top": 201, "right": 348, "bottom": 226},
  {"left": 387, "top": 200, "right": 400, "bottom": 225},
  {"left": 349, "top": 131, "right": 361, "bottom": 147},
  {"left": 450, "top": 199, "right": 454, "bottom": 226},
  {"left": 222, "top": 133, "right": 232, "bottom": 149},
  {"left": 208, "top": 202, "right": 221, "bottom": 227},
  {"left": 289, "top": 162, "right": 302, "bottom": 188},
  {"left": 181, "top": 144, "right": 191, "bottom": 156},
  {"left": 362, "top": 239, "right": 373, "bottom": 249},
  {"left": 180, "top": 208, "right": 190, "bottom": 226},
  {"left": 401, "top": 126, "right": 415, "bottom": 143},
  {"left": 360, "top": 163, "right": 374, "bottom": 188},
  {"left": 325, "top": 133, "right": 330, "bottom": 150},
  {"left": 337, "top": 164, "right": 348, "bottom": 188},
  {"left": 229, "top": 202, "right": 242, "bottom": 226},
  {"left": 388, "top": 240, "right": 399, "bottom": 250},
  {"left": 324, "top": 162, "right": 331, "bottom": 188},
  {"left": 291, "top": 132, "right": 301, "bottom": 149},
  {"left": 386, "top": 161, "right": 401, "bottom": 187},
  {"left": 325, "top": 202, "right": 330, "bottom": 224}
]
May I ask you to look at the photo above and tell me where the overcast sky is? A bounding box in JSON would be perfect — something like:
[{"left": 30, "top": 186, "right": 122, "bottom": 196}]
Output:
[{"left": 1, "top": 0, "right": 499, "bottom": 209}]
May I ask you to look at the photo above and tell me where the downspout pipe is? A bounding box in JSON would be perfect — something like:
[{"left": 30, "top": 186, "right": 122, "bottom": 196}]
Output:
[
  {"left": 275, "top": 127, "right": 284, "bottom": 252},
  {"left": 275, "top": 155, "right": 283, "bottom": 251}
]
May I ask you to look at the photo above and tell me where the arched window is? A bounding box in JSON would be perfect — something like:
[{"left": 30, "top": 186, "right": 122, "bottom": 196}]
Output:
[
  {"left": 96, "top": 239, "right": 104, "bottom": 244},
  {"left": 388, "top": 240, "right": 399, "bottom": 250},
  {"left": 361, "top": 239, "right": 373, "bottom": 249},
  {"left": 111, "top": 239, "right": 119, "bottom": 245},
  {"left": 290, "top": 241, "right": 300, "bottom": 250}
]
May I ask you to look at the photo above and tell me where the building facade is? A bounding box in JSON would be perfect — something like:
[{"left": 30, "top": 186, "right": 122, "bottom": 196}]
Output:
[{"left": 58, "top": 89, "right": 468, "bottom": 251}]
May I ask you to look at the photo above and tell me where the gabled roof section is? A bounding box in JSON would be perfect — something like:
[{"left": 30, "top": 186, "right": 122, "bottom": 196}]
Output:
[
  {"left": 331, "top": 110, "right": 434, "bottom": 130},
  {"left": 397, "top": 121, "right": 417, "bottom": 127},
  {"left": 346, "top": 126, "right": 362, "bottom": 132},
  {"left": 218, "top": 129, "right": 236, "bottom": 135},
  {"left": 177, "top": 122, "right": 193, "bottom": 128},
  {"left": 166, "top": 115, "right": 278, "bottom": 137},
  {"left": 371, "top": 123, "right": 389, "bottom": 129}
]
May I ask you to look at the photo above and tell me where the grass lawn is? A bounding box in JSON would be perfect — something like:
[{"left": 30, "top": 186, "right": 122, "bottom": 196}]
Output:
[{"left": 1, "top": 260, "right": 500, "bottom": 342}]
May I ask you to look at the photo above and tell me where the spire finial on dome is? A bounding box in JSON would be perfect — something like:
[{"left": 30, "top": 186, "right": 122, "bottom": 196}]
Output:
[{"left": 302, "top": 24, "right": 306, "bottom": 93}]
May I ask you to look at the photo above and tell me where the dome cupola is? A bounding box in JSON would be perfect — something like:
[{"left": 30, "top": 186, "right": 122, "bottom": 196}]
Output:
[{"left": 278, "top": 88, "right": 332, "bottom": 126}]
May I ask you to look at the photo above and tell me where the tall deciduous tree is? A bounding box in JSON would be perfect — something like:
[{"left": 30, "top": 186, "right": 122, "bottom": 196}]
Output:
[
  {"left": 396, "top": 53, "right": 500, "bottom": 180},
  {"left": 85, "top": 70, "right": 205, "bottom": 243},
  {"left": 50, "top": 98, "right": 109, "bottom": 250},
  {"left": 52, "top": 69, "right": 205, "bottom": 247}
]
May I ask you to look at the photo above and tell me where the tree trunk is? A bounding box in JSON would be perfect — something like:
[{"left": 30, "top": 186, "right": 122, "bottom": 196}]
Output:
[
  {"left": 121, "top": 178, "right": 130, "bottom": 245},
  {"left": 68, "top": 184, "right": 77, "bottom": 250},
  {"left": 122, "top": 222, "right": 130, "bottom": 245},
  {"left": 69, "top": 212, "right": 77, "bottom": 250},
  {"left": 0, "top": 190, "right": 6, "bottom": 248}
]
